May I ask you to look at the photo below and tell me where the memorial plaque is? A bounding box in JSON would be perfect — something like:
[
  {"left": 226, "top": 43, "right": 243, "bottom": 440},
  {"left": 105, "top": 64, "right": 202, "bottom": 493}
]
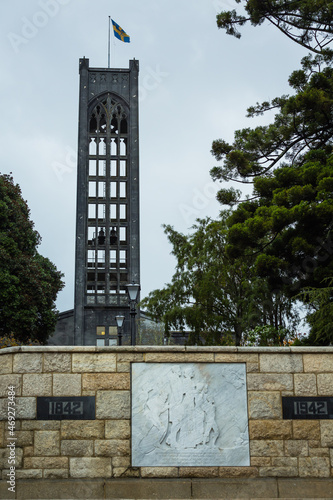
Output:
[
  {"left": 282, "top": 397, "right": 333, "bottom": 419},
  {"left": 37, "top": 396, "right": 95, "bottom": 420},
  {"left": 131, "top": 363, "right": 250, "bottom": 467}
]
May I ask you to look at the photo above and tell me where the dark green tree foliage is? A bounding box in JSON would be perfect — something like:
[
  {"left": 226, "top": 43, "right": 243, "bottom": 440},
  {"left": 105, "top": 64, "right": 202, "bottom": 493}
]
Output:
[
  {"left": 298, "top": 279, "right": 333, "bottom": 345},
  {"left": 217, "top": 0, "right": 333, "bottom": 54},
  {"left": 0, "top": 174, "right": 64, "bottom": 343},
  {"left": 141, "top": 217, "right": 297, "bottom": 345},
  {"left": 212, "top": 2, "right": 333, "bottom": 344}
]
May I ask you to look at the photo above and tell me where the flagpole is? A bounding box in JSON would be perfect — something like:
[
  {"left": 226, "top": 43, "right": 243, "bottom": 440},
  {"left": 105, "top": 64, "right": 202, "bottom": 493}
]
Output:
[{"left": 108, "top": 16, "right": 111, "bottom": 68}]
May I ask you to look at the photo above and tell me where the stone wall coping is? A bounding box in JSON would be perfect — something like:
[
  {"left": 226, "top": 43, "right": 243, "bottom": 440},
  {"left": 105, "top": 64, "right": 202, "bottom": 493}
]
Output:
[{"left": 1, "top": 345, "right": 333, "bottom": 355}]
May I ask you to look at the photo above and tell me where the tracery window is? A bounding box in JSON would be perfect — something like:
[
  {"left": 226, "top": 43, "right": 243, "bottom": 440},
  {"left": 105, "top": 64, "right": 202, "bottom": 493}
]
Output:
[{"left": 86, "top": 94, "right": 129, "bottom": 300}]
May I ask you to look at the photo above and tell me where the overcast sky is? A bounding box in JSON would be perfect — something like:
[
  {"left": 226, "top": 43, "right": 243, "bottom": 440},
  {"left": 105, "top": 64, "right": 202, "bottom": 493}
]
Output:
[{"left": 1, "top": 0, "right": 307, "bottom": 312}]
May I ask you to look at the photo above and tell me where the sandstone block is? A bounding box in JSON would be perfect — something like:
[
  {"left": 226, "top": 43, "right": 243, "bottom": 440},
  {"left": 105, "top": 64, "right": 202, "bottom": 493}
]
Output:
[
  {"left": 272, "top": 457, "right": 298, "bottom": 467},
  {"left": 61, "top": 420, "right": 104, "bottom": 439},
  {"left": 53, "top": 373, "right": 82, "bottom": 396},
  {"left": 116, "top": 352, "right": 144, "bottom": 362},
  {"left": 215, "top": 353, "right": 258, "bottom": 363},
  {"left": 96, "top": 390, "right": 130, "bottom": 419},
  {"left": 61, "top": 439, "right": 93, "bottom": 456},
  {"left": 250, "top": 440, "right": 284, "bottom": 457},
  {"left": 24, "top": 457, "right": 68, "bottom": 469},
  {"left": 113, "top": 467, "right": 140, "bottom": 477},
  {"left": 15, "top": 469, "right": 43, "bottom": 479},
  {"left": 320, "top": 421, "right": 333, "bottom": 447},
  {"left": 250, "top": 457, "right": 271, "bottom": 466},
  {"left": 248, "top": 391, "right": 281, "bottom": 419},
  {"left": 259, "top": 466, "right": 298, "bottom": 477},
  {"left": 182, "top": 353, "right": 215, "bottom": 362},
  {"left": 317, "top": 373, "right": 333, "bottom": 395},
  {"left": 249, "top": 420, "right": 292, "bottom": 440},
  {"left": 82, "top": 372, "right": 130, "bottom": 391},
  {"left": 22, "top": 421, "right": 60, "bottom": 431},
  {"left": 191, "top": 478, "right": 277, "bottom": 499},
  {"left": 303, "top": 353, "right": 333, "bottom": 372},
  {"left": 104, "top": 478, "right": 192, "bottom": 499},
  {"left": 112, "top": 456, "right": 130, "bottom": 468},
  {"left": 141, "top": 467, "right": 179, "bottom": 478},
  {"left": 116, "top": 362, "right": 130, "bottom": 373},
  {"left": 279, "top": 477, "right": 333, "bottom": 499},
  {"left": 218, "top": 467, "right": 258, "bottom": 477},
  {"left": 179, "top": 467, "right": 219, "bottom": 477},
  {"left": 13, "top": 353, "right": 42, "bottom": 373},
  {"left": 0, "top": 374, "right": 22, "bottom": 396},
  {"left": 22, "top": 374, "right": 52, "bottom": 396},
  {"left": 43, "top": 353, "right": 71, "bottom": 372},
  {"left": 43, "top": 468, "right": 68, "bottom": 479},
  {"left": 144, "top": 352, "right": 186, "bottom": 362},
  {"left": 285, "top": 440, "right": 308, "bottom": 457},
  {"left": 294, "top": 373, "right": 317, "bottom": 396},
  {"left": 15, "top": 478, "right": 104, "bottom": 500},
  {"left": 246, "top": 362, "right": 259, "bottom": 372},
  {"left": 247, "top": 373, "right": 293, "bottom": 391},
  {"left": 5, "top": 430, "right": 33, "bottom": 447},
  {"left": 309, "top": 446, "right": 330, "bottom": 457},
  {"left": 0, "top": 447, "right": 23, "bottom": 468},
  {"left": 0, "top": 422, "right": 4, "bottom": 447},
  {"left": 34, "top": 430, "right": 60, "bottom": 456},
  {"left": 69, "top": 457, "right": 112, "bottom": 478},
  {"left": 259, "top": 353, "right": 303, "bottom": 372},
  {"left": 24, "top": 446, "right": 34, "bottom": 457},
  {"left": 299, "top": 456, "right": 330, "bottom": 477},
  {"left": 16, "top": 397, "right": 36, "bottom": 419},
  {"left": 14, "top": 469, "right": 42, "bottom": 479},
  {"left": 0, "top": 354, "right": 12, "bottom": 374},
  {"left": 72, "top": 353, "right": 116, "bottom": 372},
  {"left": 293, "top": 420, "right": 320, "bottom": 440},
  {"left": 105, "top": 419, "right": 130, "bottom": 439},
  {"left": 94, "top": 439, "right": 130, "bottom": 456}
]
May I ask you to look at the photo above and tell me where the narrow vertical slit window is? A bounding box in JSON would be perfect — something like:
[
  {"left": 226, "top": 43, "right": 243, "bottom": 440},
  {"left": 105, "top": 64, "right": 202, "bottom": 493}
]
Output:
[
  {"left": 99, "top": 138, "right": 106, "bottom": 155},
  {"left": 97, "top": 250, "right": 105, "bottom": 267},
  {"left": 111, "top": 160, "right": 117, "bottom": 176},
  {"left": 87, "top": 250, "right": 96, "bottom": 267},
  {"left": 98, "top": 182, "right": 106, "bottom": 198},
  {"left": 119, "top": 160, "right": 126, "bottom": 176},
  {"left": 89, "top": 182, "right": 96, "bottom": 197},
  {"left": 89, "top": 138, "right": 97, "bottom": 155},
  {"left": 110, "top": 204, "right": 117, "bottom": 220},
  {"left": 120, "top": 138, "right": 126, "bottom": 156},
  {"left": 111, "top": 182, "right": 117, "bottom": 198},
  {"left": 119, "top": 182, "right": 126, "bottom": 198},
  {"left": 98, "top": 160, "right": 106, "bottom": 176},
  {"left": 119, "top": 227, "right": 127, "bottom": 243},
  {"left": 97, "top": 204, "right": 105, "bottom": 220},
  {"left": 119, "top": 204, "right": 126, "bottom": 220},
  {"left": 88, "top": 227, "right": 96, "bottom": 245},
  {"left": 120, "top": 250, "right": 127, "bottom": 268},
  {"left": 89, "top": 160, "right": 96, "bottom": 176},
  {"left": 110, "top": 250, "right": 117, "bottom": 268},
  {"left": 110, "top": 138, "right": 117, "bottom": 155},
  {"left": 88, "top": 204, "right": 96, "bottom": 219}
]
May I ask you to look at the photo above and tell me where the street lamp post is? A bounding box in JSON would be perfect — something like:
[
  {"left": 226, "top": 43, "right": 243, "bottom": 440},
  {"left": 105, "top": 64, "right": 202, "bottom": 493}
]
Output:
[
  {"left": 115, "top": 315, "right": 125, "bottom": 346},
  {"left": 126, "top": 283, "right": 140, "bottom": 345}
]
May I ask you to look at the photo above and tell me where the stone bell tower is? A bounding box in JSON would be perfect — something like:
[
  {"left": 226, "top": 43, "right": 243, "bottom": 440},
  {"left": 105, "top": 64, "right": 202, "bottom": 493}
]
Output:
[{"left": 73, "top": 58, "right": 140, "bottom": 345}]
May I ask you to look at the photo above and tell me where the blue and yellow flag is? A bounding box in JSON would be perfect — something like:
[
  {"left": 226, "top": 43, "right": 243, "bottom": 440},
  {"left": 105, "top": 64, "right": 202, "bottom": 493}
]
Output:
[{"left": 111, "top": 20, "right": 130, "bottom": 43}]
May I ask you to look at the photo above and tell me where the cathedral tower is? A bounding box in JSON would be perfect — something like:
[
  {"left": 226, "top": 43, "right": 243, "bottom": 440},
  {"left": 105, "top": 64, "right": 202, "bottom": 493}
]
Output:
[{"left": 73, "top": 58, "right": 140, "bottom": 345}]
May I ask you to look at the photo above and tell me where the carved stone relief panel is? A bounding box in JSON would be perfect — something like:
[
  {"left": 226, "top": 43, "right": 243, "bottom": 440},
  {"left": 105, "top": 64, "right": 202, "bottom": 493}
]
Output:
[{"left": 131, "top": 363, "right": 250, "bottom": 466}]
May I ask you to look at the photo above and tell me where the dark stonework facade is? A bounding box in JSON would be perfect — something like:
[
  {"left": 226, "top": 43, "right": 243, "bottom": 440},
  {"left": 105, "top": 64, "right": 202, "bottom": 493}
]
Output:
[{"left": 50, "top": 58, "right": 140, "bottom": 346}]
